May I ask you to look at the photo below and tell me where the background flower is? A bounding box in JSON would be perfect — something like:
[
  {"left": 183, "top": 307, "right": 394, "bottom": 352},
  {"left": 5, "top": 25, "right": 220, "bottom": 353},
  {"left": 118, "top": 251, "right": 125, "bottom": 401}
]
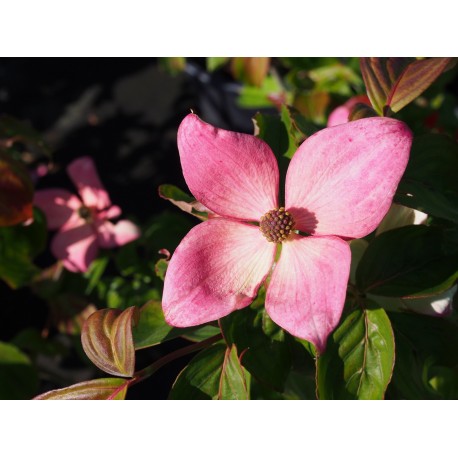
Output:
[{"left": 34, "top": 157, "right": 140, "bottom": 272}]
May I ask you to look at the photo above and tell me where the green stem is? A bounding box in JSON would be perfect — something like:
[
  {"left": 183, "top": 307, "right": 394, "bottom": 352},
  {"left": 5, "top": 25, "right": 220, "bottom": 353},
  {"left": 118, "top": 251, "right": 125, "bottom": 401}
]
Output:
[{"left": 129, "top": 333, "right": 222, "bottom": 387}]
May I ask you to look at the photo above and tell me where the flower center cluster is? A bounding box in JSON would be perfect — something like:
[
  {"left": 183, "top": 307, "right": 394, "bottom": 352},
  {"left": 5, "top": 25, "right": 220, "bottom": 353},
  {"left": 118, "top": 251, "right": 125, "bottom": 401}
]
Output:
[
  {"left": 260, "top": 207, "right": 295, "bottom": 243},
  {"left": 78, "top": 205, "right": 93, "bottom": 222}
]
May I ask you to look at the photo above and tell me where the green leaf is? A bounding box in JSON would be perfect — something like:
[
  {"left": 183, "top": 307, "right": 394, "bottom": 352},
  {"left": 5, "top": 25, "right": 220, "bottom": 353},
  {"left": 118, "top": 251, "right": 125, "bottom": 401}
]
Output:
[
  {"left": 220, "top": 307, "right": 292, "bottom": 391},
  {"left": 170, "top": 343, "right": 249, "bottom": 400},
  {"left": 154, "top": 258, "right": 168, "bottom": 281},
  {"left": 81, "top": 306, "right": 138, "bottom": 377},
  {"left": 316, "top": 305, "right": 395, "bottom": 400},
  {"left": 308, "top": 64, "right": 362, "bottom": 96},
  {"left": 0, "top": 151, "right": 34, "bottom": 226},
  {"left": 356, "top": 225, "right": 458, "bottom": 297},
  {"left": 34, "top": 378, "right": 129, "bottom": 400},
  {"left": 158, "top": 184, "right": 211, "bottom": 220},
  {"left": 132, "top": 300, "right": 182, "bottom": 349},
  {"left": 207, "top": 57, "right": 230, "bottom": 72},
  {"left": 360, "top": 58, "right": 453, "bottom": 114},
  {"left": 279, "top": 105, "right": 318, "bottom": 159},
  {"left": 0, "top": 207, "right": 47, "bottom": 288},
  {"left": 84, "top": 255, "right": 109, "bottom": 294},
  {"left": 219, "top": 345, "right": 250, "bottom": 400},
  {"left": 0, "top": 341, "right": 39, "bottom": 400},
  {"left": 253, "top": 112, "right": 290, "bottom": 158},
  {"left": 237, "top": 75, "right": 283, "bottom": 108},
  {"left": 395, "top": 134, "right": 458, "bottom": 223},
  {"left": 132, "top": 300, "right": 220, "bottom": 349}
]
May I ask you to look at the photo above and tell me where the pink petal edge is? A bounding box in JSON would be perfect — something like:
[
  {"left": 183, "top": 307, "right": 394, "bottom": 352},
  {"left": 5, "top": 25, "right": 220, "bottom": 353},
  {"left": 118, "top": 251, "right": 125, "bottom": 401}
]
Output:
[
  {"left": 67, "top": 156, "right": 111, "bottom": 210},
  {"left": 51, "top": 223, "right": 99, "bottom": 273},
  {"left": 34, "top": 189, "right": 82, "bottom": 230},
  {"left": 177, "top": 114, "right": 279, "bottom": 221},
  {"left": 97, "top": 219, "right": 141, "bottom": 249},
  {"left": 265, "top": 234, "right": 351, "bottom": 354},
  {"left": 286, "top": 117, "right": 412, "bottom": 239},
  {"left": 162, "top": 218, "right": 276, "bottom": 327}
]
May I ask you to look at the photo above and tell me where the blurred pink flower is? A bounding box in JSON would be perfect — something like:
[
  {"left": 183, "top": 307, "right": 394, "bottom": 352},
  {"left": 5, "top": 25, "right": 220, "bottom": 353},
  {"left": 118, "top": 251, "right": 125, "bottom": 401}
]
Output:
[
  {"left": 327, "top": 95, "right": 371, "bottom": 127},
  {"left": 162, "top": 114, "right": 412, "bottom": 353},
  {"left": 35, "top": 157, "right": 140, "bottom": 273}
]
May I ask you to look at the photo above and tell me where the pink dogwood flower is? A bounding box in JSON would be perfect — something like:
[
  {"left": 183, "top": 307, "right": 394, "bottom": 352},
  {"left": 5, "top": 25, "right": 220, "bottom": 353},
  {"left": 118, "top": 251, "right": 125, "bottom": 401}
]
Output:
[
  {"left": 163, "top": 114, "right": 412, "bottom": 352},
  {"left": 328, "top": 95, "right": 371, "bottom": 127},
  {"left": 35, "top": 156, "right": 140, "bottom": 273}
]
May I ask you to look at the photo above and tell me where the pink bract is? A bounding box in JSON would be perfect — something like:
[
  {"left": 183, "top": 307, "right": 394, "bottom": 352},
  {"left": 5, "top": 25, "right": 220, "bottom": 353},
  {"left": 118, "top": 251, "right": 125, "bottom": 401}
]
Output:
[
  {"left": 34, "top": 157, "right": 140, "bottom": 273},
  {"left": 162, "top": 114, "right": 412, "bottom": 353},
  {"left": 327, "top": 95, "right": 371, "bottom": 127}
]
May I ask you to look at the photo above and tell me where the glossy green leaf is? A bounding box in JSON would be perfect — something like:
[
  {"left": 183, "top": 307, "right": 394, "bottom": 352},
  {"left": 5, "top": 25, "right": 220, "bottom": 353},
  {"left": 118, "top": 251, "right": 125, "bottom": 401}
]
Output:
[
  {"left": 220, "top": 307, "right": 292, "bottom": 391},
  {"left": 81, "top": 306, "right": 138, "bottom": 377},
  {"left": 170, "top": 343, "right": 249, "bottom": 400},
  {"left": 0, "top": 341, "right": 39, "bottom": 400},
  {"left": 132, "top": 300, "right": 220, "bottom": 349},
  {"left": 356, "top": 225, "right": 458, "bottom": 297},
  {"left": 132, "top": 300, "right": 182, "bottom": 349},
  {"left": 396, "top": 134, "right": 458, "bottom": 223},
  {"left": 317, "top": 306, "right": 395, "bottom": 400},
  {"left": 309, "top": 64, "right": 362, "bottom": 96},
  {"left": 253, "top": 112, "right": 290, "bottom": 158},
  {"left": 348, "top": 102, "right": 378, "bottom": 121},
  {"left": 34, "top": 378, "right": 129, "bottom": 400},
  {"left": 0, "top": 151, "right": 34, "bottom": 226},
  {"left": 360, "top": 58, "right": 452, "bottom": 114},
  {"left": 158, "top": 184, "right": 211, "bottom": 220}
]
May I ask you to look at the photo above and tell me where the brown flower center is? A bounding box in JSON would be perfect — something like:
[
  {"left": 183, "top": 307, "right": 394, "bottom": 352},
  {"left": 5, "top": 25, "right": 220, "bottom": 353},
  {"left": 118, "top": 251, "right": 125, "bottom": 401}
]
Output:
[
  {"left": 260, "top": 207, "right": 295, "bottom": 243},
  {"left": 78, "top": 205, "right": 93, "bottom": 222}
]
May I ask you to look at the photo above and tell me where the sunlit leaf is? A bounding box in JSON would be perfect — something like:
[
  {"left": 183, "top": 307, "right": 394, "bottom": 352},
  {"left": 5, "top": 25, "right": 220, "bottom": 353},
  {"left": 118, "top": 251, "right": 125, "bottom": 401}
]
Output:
[
  {"left": 360, "top": 58, "right": 453, "bottom": 114},
  {"left": 0, "top": 341, "right": 39, "bottom": 400},
  {"left": 0, "top": 151, "right": 34, "bottom": 226},
  {"left": 132, "top": 300, "right": 220, "bottom": 349},
  {"left": 158, "top": 184, "right": 211, "bottom": 220},
  {"left": 34, "top": 378, "right": 129, "bottom": 400},
  {"left": 81, "top": 306, "right": 138, "bottom": 377},
  {"left": 316, "top": 305, "right": 395, "bottom": 400}
]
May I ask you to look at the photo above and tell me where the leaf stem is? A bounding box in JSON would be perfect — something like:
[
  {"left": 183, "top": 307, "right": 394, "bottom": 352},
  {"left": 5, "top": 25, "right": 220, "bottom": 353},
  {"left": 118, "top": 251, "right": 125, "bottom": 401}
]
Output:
[{"left": 129, "top": 334, "right": 222, "bottom": 387}]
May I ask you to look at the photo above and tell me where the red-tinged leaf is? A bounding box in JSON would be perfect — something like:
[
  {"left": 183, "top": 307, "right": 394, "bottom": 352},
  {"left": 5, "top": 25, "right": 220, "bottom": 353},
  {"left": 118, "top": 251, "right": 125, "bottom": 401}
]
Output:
[
  {"left": 387, "top": 58, "right": 453, "bottom": 112},
  {"left": 158, "top": 184, "right": 213, "bottom": 221},
  {"left": 348, "top": 103, "right": 379, "bottom": 121},
  {"left": 360, "top": 58, "right": 413, "bottom": 114},
  {"left": 81, "top": 307, "right": 138, "bottom": 377},
  {"left": 360, "top": 58, "right": 453, "bottom": 114},
  {"left": 0, "top": 151, "right": 34, "bottom": 226},
  {"left": 219, "top": 345, "right": 250, "bottom": 400},
  {"left": 34, "top": 378, "right": 129, "bottom": 400}
]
